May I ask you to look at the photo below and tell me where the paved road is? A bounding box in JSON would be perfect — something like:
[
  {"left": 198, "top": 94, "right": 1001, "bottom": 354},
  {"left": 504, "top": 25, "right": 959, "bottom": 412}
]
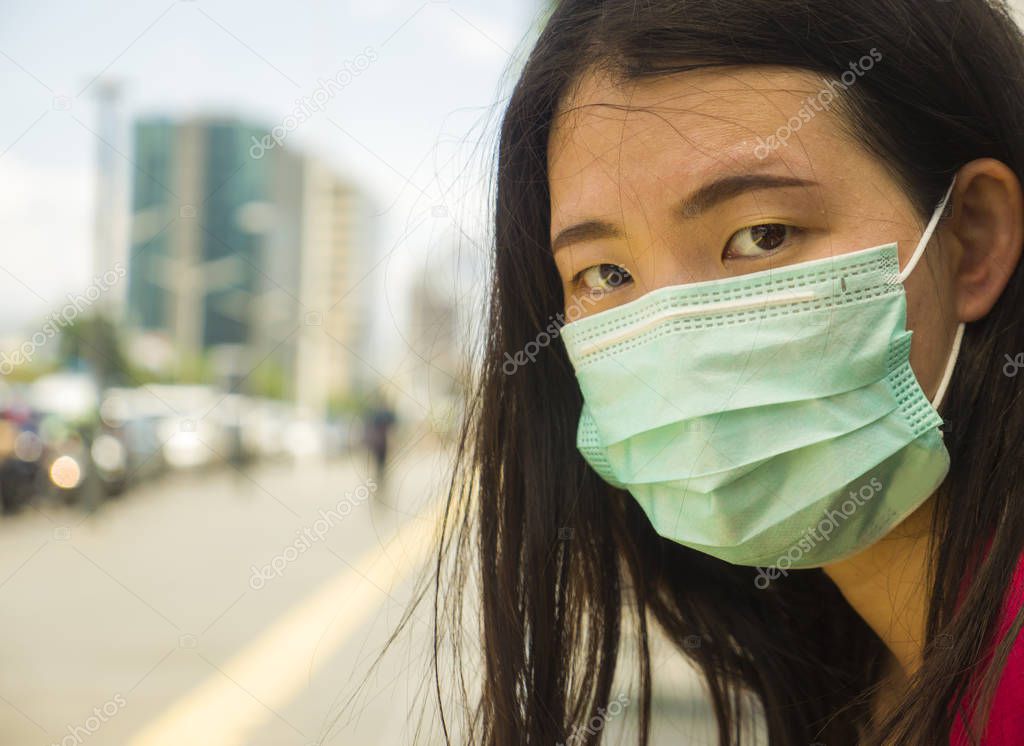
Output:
[{"left": 0, "top": 431, "right": 721, "bottom": 746}]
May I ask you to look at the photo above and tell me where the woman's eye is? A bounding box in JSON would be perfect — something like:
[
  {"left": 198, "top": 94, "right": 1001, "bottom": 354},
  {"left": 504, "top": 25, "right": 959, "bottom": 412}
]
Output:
[
  {"left": 575, "top": 263, "right": 633, "bottom": 293},
  {"left": 724, "top": 223, "right": 798, "bottom": 259}
]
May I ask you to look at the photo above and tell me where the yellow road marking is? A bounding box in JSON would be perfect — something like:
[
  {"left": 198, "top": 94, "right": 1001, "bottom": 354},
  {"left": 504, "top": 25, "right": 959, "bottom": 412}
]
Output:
[{"left": 127, "top": 507, "right": 440, "bottom": 746}]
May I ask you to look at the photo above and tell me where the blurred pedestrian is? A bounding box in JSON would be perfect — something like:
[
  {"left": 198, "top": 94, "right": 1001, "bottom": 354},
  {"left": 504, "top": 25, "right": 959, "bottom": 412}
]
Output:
[{"left": 361, "top": 391, "right": 395, "bottom": 504}]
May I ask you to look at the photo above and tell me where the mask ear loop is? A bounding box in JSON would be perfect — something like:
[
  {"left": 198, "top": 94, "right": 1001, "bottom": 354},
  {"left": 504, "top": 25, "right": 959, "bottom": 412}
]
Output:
[
  {"left": 897, "top": 177, "right": 957, "bottom": 283},
  {"left": 931, "top": 322, "right": 965, "bottom": 412},
  {"left": 894, "top": 175, "right": 964, "bottom": 413}
]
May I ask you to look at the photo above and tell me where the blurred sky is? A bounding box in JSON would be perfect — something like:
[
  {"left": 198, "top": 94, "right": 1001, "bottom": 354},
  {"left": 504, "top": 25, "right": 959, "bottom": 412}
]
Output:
[
  {"left": 4, "top": 0, "right": 1024, "bottom": 344},
  {"left": 0, "top": 0, "right": 544, "bottom": 364}
]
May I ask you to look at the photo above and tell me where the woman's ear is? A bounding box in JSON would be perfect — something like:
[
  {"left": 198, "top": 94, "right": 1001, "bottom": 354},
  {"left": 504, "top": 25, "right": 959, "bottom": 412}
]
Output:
[{"left": 948, "top": 158, "right": 1024, "bottom": 322}]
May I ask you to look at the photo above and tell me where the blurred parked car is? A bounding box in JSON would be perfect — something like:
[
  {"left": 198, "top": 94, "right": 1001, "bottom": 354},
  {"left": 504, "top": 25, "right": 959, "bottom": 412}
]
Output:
[{"left": 0, "top": 408, "right": 42, "bottom": 513}]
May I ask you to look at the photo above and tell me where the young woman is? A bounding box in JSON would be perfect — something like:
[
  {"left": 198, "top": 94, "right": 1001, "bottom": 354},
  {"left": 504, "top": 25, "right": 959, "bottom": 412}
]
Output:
[{"left": 431, "top": 0, "right": 1024, "bottom": 743}]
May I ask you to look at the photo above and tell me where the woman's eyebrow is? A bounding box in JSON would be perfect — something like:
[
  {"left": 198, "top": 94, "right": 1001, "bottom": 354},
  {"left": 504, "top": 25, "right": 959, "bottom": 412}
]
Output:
[
  {"left": 680, "top": 174, "right": 818, "bottom": 218},
  {"left": 551, "top": 173, "right": 818, "bottom": 254}
]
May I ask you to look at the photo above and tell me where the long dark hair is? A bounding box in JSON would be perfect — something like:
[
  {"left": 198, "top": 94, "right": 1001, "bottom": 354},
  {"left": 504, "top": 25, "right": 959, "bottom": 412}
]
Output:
[{"left": 428, "top": 1, "right": 1024, "bottom": 744}]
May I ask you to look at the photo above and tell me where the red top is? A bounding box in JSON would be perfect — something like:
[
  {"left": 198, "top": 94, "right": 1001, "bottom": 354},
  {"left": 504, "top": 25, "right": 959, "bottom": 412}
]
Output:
[{"left": 948, "top": 542, "right": 1024, "bottom": 744}]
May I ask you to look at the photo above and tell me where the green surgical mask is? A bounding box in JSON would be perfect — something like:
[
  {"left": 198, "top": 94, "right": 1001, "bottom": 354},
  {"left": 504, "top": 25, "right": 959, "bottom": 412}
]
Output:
[{"left": 560, "top": 178, "right": 963, "bottom": 577}]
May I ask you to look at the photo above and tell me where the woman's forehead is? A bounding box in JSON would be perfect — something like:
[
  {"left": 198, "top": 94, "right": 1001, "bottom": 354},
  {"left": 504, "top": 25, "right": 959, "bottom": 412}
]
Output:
[
  {"left": 550, "top": 72, "right": 856, "bottom": 200},
  {"left": 552, "top": 65, "right": 847, "bottom": 158}
]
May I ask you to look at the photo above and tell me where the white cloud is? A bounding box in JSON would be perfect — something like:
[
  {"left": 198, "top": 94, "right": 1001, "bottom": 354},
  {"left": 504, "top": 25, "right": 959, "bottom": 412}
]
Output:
[{"left": 441, "top": 7, "right": 520, "bottom": 64}]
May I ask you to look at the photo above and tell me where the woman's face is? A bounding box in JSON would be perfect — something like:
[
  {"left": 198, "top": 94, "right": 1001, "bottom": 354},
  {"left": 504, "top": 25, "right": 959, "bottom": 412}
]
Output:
[{"left": 547, "top": 66, "right": 961, "bottom": 404}]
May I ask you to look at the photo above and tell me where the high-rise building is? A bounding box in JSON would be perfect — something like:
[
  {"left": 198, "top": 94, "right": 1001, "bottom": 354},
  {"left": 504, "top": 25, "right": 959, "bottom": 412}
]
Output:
[
  {"left": 292, "top": 163, "right": 377, "bottom": 414},
  {"left": 124, "top": 116, "right": 373, "bottom": 413}
]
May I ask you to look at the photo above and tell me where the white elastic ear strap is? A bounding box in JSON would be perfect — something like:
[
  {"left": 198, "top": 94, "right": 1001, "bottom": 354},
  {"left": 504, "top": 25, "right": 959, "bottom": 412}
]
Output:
[
  {"left": 900, "top": 175, "right": 963, "bottom": 413},
  {"left": 931, "top": 321, "right": 965, "bottom": 412},
  {"left": 898, "top": 177, "right": 957, "bottom": 283}
]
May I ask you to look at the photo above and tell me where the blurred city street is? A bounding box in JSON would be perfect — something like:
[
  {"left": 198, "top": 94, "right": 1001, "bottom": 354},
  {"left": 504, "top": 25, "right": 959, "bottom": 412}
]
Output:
[
  {"left": 0, "top": 427, "right": 452, "bottom": 746},
  {"left": 0, "top": 423, "right": 724, "bottom": 746},
  {"left": 0, "top": 3, "right": 730, "bottom": 743}
]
